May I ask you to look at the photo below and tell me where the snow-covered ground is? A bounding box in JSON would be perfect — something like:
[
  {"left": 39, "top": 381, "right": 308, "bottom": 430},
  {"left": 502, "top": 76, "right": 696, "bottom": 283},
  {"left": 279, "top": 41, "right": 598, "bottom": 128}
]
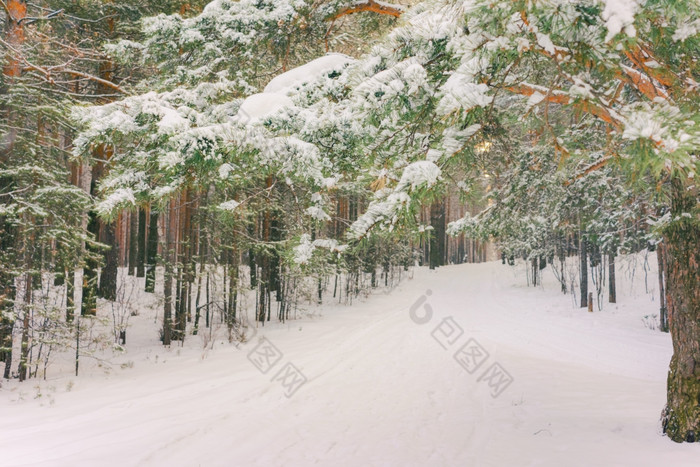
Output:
[{"left": 2, "top": 253, "right": 699, "bottom": 466}]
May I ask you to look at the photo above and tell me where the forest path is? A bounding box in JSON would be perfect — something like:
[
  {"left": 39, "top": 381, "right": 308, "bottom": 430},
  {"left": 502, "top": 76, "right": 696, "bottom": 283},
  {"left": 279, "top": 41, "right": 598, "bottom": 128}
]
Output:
[{"left": 1, "top": 259, "right": 698, "bottom": 466}]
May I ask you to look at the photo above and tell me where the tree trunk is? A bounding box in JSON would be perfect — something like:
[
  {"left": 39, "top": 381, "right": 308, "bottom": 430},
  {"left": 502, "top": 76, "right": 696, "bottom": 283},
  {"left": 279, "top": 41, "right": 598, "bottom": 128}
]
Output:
[
  {"left": 3, "top": 1, "right": 26, "bottom": 78},
  {"left": 608, "top": 251, "right": 616, "bottom": 304},
  {"left": 162, "top": 206, "right": 174, "bottom": 346},
  {"left": 531, "top": 257, "right": 538, "bottom": 286},
  {"left": 0, "top": 217, "right": 15, "bottom": 376},
  {"left": 227, "top": 245, "right": 238, "bottom": 333},
  {"left": 429, "top": 200, "right": 446, "bottom": 269},
  {"left": 145, "top": 209, "right": 158, "bottom": 293},
  {"left": 66, "top": 268, "right": 75, "bottom": 323},
  {"left": 558, "top": 241, "right": 567, "bottom": 294},
  {"left": 0, "top": 265, "right": 14, "bottom": 379},
  {"left": 98, "top": 221, "right": 118, "bottom": 301},
  {"left": 82, "top": 211, "right": 99, "bottom": 316},
  {"left": 136, "top": 208, "right": 146, "bottom": 277},
  {"left": 580, "top": 236, "right": 588, "bottom": 309},
  {"left": 18, "top": 269, "right": 32, "bottom": 382},
  {"left": 658, "top": 243, "right": 669, "bottom": 333},
  {"left": 661, "top": 180, "right": 700, "bottom": 443},
  {"left": 128, "top": 212, "right": 138, "bottom": 275}
]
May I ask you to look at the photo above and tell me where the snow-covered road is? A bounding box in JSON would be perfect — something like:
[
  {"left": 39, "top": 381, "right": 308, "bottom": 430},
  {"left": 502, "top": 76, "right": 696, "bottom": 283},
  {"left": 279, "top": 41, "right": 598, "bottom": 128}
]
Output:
[{"left": 2, "top": 259, "right": 699, "bottom": 466}]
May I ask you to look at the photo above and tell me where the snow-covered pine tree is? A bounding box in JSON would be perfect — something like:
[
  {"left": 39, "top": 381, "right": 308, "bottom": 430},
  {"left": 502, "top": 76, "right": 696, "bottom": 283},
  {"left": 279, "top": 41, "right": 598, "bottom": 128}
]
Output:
[
  {"left": 74, "top": 0, "right": 411, "bottom": 340},
  {"left": 1, "top": 0, "right": 211, "bottom": 379}
]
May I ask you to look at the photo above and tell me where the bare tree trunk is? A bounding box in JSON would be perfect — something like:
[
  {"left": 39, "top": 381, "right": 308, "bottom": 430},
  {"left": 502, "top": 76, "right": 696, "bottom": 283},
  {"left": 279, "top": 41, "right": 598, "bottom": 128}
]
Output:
[
  {"left": 0, "top": 278, "right": 13, "bottom": 377},
  {"left": 531, "top": 258, "right": 538, "bottom": 286},
  {"left": 227, "top": 244, "right": 238, "bottom": 335},
  {"left": 429, "top": 200, "right": 445, "bottom": 269},
  {"left": 0, "top": 224, "right": 15, "bottom": 377},
  {"left": 145, "top": 208, "right": 158, "bottom": 293},
  {"left": 128, "top": 212, "right": 138, "bottom": 275},
  {"left": 82, "top": 211, "right": 99, "bottom": 316},
  {"left": 162, "top": 204, "right": 174, "bottom": 346},
  {"left": 193, "top": 259, "right": 204, "bottom": 336},
  {"left": 66, "top": 268, "right": 75, "bottom": 323},
  {"left": 18, "top": 268, "right": 32, "bottom": 381},
  {"left": 137, "top": 208, "right": 147, "bottom": 277},
  {"left": 580, "top": 235, "right": 588, "bottom": 309},
  {"left": 658, "top": 243, "right": 668, "bottom": 332},
  {"left": 98, "top": 221, "right": 118, "bottom": 301},
  {"left": 608, "top": 251, "right": 616, "bottom": 304}
]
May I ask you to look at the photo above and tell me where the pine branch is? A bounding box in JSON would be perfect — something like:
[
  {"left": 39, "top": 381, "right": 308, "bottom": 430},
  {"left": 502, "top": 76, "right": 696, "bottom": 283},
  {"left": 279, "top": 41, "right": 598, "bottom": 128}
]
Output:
[
  {"left": 618, "top": 65, "right": 669, "bottom": 100},
  {"left": 327, "top": 0, "right": 405, "bottom": 22},
  {"left": 59, "top": 69, "right": 127, "bottom": 94},
  {"left": 506, "top": 82, "right": 623, "bottom": 131},
  {"left": 624, "top": 43, "right": 677, "bottom": 89}
]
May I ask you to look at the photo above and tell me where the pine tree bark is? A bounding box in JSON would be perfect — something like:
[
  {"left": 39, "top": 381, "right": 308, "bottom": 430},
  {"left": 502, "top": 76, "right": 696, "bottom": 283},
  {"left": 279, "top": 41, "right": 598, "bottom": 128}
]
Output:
[
  {"left": 661, "top": 179, "right": 700, "bottom": 443},
  {"left": 3, "top": 1, "right": 26, "bottom": 79}
]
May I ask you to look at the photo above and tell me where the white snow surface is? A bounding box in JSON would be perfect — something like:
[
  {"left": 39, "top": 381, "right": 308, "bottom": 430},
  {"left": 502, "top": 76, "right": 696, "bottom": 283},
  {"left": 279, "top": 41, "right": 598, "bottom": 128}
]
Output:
[
  {"left": 263, "top": 53, "right": 354, "bottom": 94},
  {"left": 236, "top": 93, "right": 294, "bottom": 123},
  {"left": 601, "top": 0, "right": 640, "bottom": 41},
  {"left": 2, "top": 254, "right": 699, "bottom": 466},
  {"left": 235, "top": 53, "right": 353, "bottom": 123}
]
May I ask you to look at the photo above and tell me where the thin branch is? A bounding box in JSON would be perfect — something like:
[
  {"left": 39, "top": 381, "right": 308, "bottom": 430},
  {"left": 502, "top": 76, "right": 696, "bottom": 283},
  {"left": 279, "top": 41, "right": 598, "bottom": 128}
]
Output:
[
  {"left": 0, "top": 36, "right": 128, "bottom": 94},
  {"left": 18, "top": 8, "right": 63, "bottom": 25},
  {"left": 564, "top": 156, "right": 613, "bottom": 186},
  {"left": 57, "top": 70, "right": 126, "bottom": 94},
  {"left": 27, "top": 3, "right": 118, "bottom": 24},
  {"left": 34, "top": 31, "right": 109, "bottom": 60},
  {"left": 0, "top": 0, "right": 11, "bottom": 18}
]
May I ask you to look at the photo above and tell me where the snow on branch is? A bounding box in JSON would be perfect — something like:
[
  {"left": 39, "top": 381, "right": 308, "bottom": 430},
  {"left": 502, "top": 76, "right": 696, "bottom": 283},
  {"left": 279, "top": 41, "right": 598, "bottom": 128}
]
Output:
[
  {"left": 506, "top": 82, "right": 623, "bottom": 131},
  {"left": 328, "top": 0, "right": 405, "bottom": 22}
]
